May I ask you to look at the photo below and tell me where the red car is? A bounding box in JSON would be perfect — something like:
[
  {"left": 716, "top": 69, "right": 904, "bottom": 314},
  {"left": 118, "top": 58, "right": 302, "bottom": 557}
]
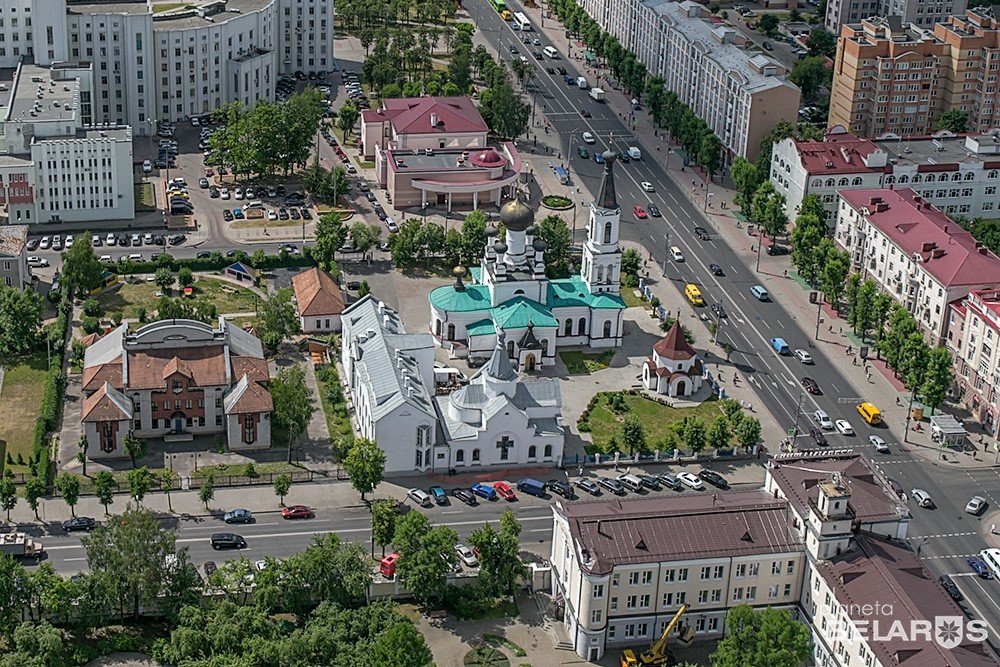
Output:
[
  {"left": 281, "top": 505, "right": 314, "bottom": 519},
  {"left": 493, "top": 481, "right": 517, "bottom": 501},
  {"left": 633, "top": 205, "right": 647, "bottom": 219}
]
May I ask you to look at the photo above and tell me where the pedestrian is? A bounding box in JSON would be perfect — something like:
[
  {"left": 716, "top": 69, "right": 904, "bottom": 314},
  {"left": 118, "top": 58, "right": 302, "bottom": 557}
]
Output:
[
  {"left": 783, "top": 269, "right": 788, "bottom": 278},
  {"left": 896, "top": 396, "right": 901, "bottom": 406},
  {"left": 852, "top": 358, "right": 857, "bottom": 366},
  {"left": 847, "top": 345, "right": 852, "bottom": 355}
]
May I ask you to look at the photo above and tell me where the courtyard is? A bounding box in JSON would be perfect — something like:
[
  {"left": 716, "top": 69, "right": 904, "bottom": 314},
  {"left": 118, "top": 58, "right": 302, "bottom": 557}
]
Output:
[{"left": 96, "top": 274, "right": 262, "bottom": 318}]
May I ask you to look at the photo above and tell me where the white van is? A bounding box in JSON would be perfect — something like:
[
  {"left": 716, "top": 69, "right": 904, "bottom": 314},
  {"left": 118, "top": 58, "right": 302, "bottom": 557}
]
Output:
[
  {"left": 980, "top": 548, "right": 1000, "bottom": 579},
  {"left": 618, "top": 474, "right": 644, "bottom": 492},
  {"left": 245, "top": 200, "right": 264, "bottom": 209},
  {"left": 627, "top": 146, "right": 642, "bottom": 160},
  {"left": 543, "top": 46, "right": 558, "bottom": 59},
  {"left": 582, "top": 131, "right": 595, "bottom": 144}
]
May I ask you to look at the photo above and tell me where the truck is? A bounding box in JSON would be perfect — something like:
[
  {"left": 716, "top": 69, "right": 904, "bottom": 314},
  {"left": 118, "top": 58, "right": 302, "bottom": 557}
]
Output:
[
  {"left": 576, "top": 76, "right": 588, "bottom": 89},
  {"left": 621, "top": 604, "right": 694, "bottom": 666},
  {"left": 589, "top": 87, "right": 605, "bottom": 102},
  {"left": 0, "top": 533, "right": 43, "bottom": 560}
]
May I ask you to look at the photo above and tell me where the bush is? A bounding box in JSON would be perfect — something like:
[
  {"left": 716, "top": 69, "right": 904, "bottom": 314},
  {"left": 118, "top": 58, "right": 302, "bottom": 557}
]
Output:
[
  {"left": 541, "top": 194, "right": 572, "bottom": 208},
  {"left": 81, "top": 316, "right": 100, "bottom": 334},
  {"left": 82, "top": 299, "right": 102, "bottom": 316},
  {"left": 104, "top": 248, "right": 316, "bottom": 276}
]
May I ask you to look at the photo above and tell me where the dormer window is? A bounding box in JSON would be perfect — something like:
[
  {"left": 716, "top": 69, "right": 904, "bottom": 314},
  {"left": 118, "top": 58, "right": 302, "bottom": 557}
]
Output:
[{"left": 172, "top": 379, "right": 183, "bottom": 393}]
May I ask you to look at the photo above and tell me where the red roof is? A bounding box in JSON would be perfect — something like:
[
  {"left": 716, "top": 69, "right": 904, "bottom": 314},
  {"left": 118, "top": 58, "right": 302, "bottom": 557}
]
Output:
[
  {"left": 792, "top": 135, "right": 882, "bottom": 175},
  {"left": 652, "top": 321, "right": 697, "bottom": 361},
  {"left": 841, "top": 188, "right": 1000, "bottom": 288},
  {"left": 361, "top": 96, "right": 487, "bottom": 136}
]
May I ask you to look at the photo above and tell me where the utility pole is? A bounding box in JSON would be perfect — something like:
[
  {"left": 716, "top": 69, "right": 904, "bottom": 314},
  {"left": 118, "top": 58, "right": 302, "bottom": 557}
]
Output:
[
  {"left": 661, "top": 232, "right": 670, "bottom": 278},
  {"left": 903, "top": 388, "right": 917, "bottom": 444},
  {"left": 791, "top": 391, "right": 804, "bottom": 444},
  {"left": 812, "top": 292, "right": 822, "bottom": 341},
  {"left": 755, "top": 231, "right": 763, "bottom": 272}
]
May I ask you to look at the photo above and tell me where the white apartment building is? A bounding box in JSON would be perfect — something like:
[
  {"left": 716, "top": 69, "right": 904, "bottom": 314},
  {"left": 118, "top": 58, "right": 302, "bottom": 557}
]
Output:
[
  {"left": 0, "top": 62, "right": 133, "bottom": 223},
  {"left": 771, "top": 128, "right": 1000, "bottom": 220},
  {"left": 945, "top": 290, "right": 1000, "bottom": 433},
  {"left": 279, "top": 0, "right": 333, "bottom": 75},
  {"left": 553, "top": 450, "right": 996, "bottom": 666},
  {"left": 629, "top": 0, "right": 799, "bottom": 161},
  {"left": 834, "top": 188, "right": 1000, "bottom": 340},
  {"left": 824, "top": 0, "right": 966, "bottom": 32},
  {"left": 0, "top": 0, "right": 69, "bottom": 68}
]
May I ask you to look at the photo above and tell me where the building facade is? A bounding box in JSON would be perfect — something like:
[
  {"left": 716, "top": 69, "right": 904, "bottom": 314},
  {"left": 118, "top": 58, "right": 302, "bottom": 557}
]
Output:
[
  {"left": 642, "top": 321, "right": 705, "bottom": 397},
  {"left": 428, "top": 156, "right": 625, "bottom": 368},
  {"left": 833, "top": 188, "right": 1000, "bottom": 340},
  {"left": 830, "top": 8, "right": 1000, "bottom": 139},
  {"left": 0, "top": 224, "right": 29, "bottom": 288},
  {"left": 945, "top": 290, "right": 1000, "bottom": 433},
  {"left": 81, "top": 319, "right": 273, "bottom": 458},
  {"left": 770, "top": 128, "right": 1000, "bottom": 219},
  {"left": 291, "top": 266, "right": 344, "bottom": 333}
]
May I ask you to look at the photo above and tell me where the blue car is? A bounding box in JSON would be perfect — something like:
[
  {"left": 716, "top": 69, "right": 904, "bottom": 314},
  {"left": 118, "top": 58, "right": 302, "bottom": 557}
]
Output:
[
  {"left": 968, "top": 556, "right": 993, "bottom": 579},
  {"left": 223, "top": 508, "right": 253, "bottom": 524},
  {"left": 594, "top": 152, "right": 604, "bottom": 164},
  {"left": 428, "top": 485, "right": 447, "bottom": 505},
  {"left": 470, "top": 482, "right": 497, "bottom": 500}
]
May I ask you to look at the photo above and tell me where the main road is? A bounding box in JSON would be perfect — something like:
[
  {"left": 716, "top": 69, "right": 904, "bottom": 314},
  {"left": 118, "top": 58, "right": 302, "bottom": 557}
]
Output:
[{"left": 467, "top": 0, "right": 1000, "bottom": 641}]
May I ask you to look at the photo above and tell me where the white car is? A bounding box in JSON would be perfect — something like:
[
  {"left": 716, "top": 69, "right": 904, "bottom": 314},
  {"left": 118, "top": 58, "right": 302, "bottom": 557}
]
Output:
[
  {"left": 670, "top": 246, "right": 684, "bottom": 262},
  {"left": 267, "top": 210, "right": 279, "bottom": 221},
  {"left": 386, "top": 218, "right": 399, "bottom": 233},
  {"left": 814, "top": 410, "right": 834, "bottom": 430},
  {"left": 65, "top": 234, "right": 74, "bottom": 247},
  {"left": 582, "top": 131, "right": 595, "bottom": 144},
  {"left": 220, "top": 188, "right": 231, "bottom": 200},
  {"left": 911, "top": 489, "right": 933, "bottom": 508},
  {"left": 92, "top": 234, "right": 102, "bottom": 246},
  {"left": 26, "top": 256, "right": 49, "bottom": 268},
  {"left": 455, "top": 544, "right": 479, "bottom": 568},
  {"left": 191, "top": 116, "right": 201, "bottom": 126},
  {"left": 677, "top": 472, "right": 704, "bottom": 491},
  {"left": 641, "top": 181, "right": 654, "bottom": 192},
  {"left": 106, "top": 233, "right": 117, "bottom": 246},
  {"left": 794, "top": 349, "right": 813, "bottom": 364},
  {"left": 407, "top": 488, "right": 432, "bottom": 507},
  {"left": 835, "top": 419, "right": 855, "bottom": 436},
  {"left": 234, "top": 188, "right": 245, "bottom": 200},
  {"left": 868, "top": 435, "right": 890, "bottom": 453},
  {"left": 99, "top": 254, "right": 112, "bottom": 262},
  {"left": 142, "top": 160, "right": 152, "bottom": 174},
  {"left": 128, "top": 253, "right": 143, "bottom": 262},
  {"left": 966, "top": 496, "right": 987, "bottom": 515},
  {"left": 38, "top": 236, "right": 51, "bottom": 250}
]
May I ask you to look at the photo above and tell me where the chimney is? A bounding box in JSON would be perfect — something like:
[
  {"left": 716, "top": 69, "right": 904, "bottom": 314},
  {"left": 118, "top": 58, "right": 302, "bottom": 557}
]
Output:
[{"left": 430, "top": 112, "right": 438, "bottom": 127}]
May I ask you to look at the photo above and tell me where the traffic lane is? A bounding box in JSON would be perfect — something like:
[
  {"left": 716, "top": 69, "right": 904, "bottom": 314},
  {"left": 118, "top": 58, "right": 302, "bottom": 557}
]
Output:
[{"left": 952, "top": 574, "right": 1000, "bottom": 643}]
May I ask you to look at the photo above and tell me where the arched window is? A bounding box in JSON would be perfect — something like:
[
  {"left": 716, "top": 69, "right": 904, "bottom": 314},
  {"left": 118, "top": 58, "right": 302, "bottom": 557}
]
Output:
[
  {"left": 456, "top": 449, "right": 465, "bottom": 462},
  {"left": 952, "top": 172, "right": 962, "bottom": 181},
  {"left": 885, "top": 176, "right": 894, "bottom": 184},
  {"left": 541, "top": 339, "right": 549, "bottom": 356},
  {"left": 447, "top": 323, "right": 455, "bottom": 340},
  {"left": 838, "top": 178, "right": 848, "bottom": 187},
  {"left": 989, "top": 170, "right": 998, "bottom": 179},
  {"left": 852, "top": 177, "right": 863, "bottom": 186},
  {"left": 898, "top": 174, "right": 909, "bottom": 183},
  {"left": 544, "top": 444, "right": 553, "bottom": 458},
  {"left": 911, "top": 174, "right": 921, "bottom": 183},
  {"left": 603, "top": 222, "right": 613, "bottom": 244},
  {"left": 925, "top": 173, "right": 936, "bottom": 182},
  {"left": 472, "top": 448, "right": 481, "bottom": 462},
  {"left": 506, "top": 340, "right": 515, "bottom": 357},
  {"left": 435, "top": 320, "right": 442, "bottom": 336},
  {"left": 811, "top": 179, "right": 822, "bottom": 187},
  {"left": 597, "top": 266, "right": 604, "bottom": 283},
  {"left": 965, "top": 171, "right": 976, "bottom": 181},
  {"left": 825, "top": 178, "right": 835, "bottom": 187},
  {"left": 564, "top": 319, "right": 573, "bottom": 336},
  {"left": 514, "top": 289, "right": 525, "bottom": 295},
  {"left": 528, "top": 445, "right": 537, "bottom": 459},
  {"left": 603, "top": 320, "right": 612, "bottom": 337},
  {"left": 578, "top": 317, "right": 587, "bottom": 335},
  {"left": 606, "top": 266, "right": 614, "bottom": 283}
]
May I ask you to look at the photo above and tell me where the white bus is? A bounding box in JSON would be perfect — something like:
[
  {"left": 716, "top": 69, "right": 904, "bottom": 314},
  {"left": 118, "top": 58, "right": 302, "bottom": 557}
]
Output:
[{"left": 512, "top": 11, "right": 531, "bottom": 30}]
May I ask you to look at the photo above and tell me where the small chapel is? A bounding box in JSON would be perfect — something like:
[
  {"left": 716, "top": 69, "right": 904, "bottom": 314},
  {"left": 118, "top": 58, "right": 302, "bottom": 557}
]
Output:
[{"left": 643, "top": 321, "right": 705, "bottom": 398}]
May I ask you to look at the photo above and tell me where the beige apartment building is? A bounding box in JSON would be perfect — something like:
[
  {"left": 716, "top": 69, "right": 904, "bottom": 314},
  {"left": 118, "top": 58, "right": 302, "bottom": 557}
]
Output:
[{"left": 830, "top": 7, "right": 1000, "bottom": 138}]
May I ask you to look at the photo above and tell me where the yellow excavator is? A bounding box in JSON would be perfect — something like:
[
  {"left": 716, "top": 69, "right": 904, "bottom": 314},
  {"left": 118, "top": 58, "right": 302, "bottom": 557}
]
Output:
[{"left": 620, "top": 604, "right": 695, "bottom": 667}]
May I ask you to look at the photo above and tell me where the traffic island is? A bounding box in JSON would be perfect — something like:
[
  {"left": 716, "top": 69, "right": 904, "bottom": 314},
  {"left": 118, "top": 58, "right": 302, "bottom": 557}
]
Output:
[{"left": 540, "top": 194, "right": 572, "bottom": 210}]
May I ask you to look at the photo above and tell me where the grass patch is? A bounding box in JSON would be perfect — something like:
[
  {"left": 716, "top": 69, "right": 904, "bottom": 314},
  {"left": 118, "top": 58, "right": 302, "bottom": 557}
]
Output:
[
  {"left": 560, "top": 350, "right": 613, "bottom": 374},
  {"left": 0, "top": 353, "right": 49, "bottom": 470},
  {"left": 97, "top": 275, "right": 259, "bottom": 317},
  {"left": 315, "top": 364, "right": 354, "bottom": 449},
  {"left": 231, "top": 217, "right": 305, "bottom": 229},
  {"left": 620, "top": 285, "right": 648, "bottom": 308},
  {"left": 464, "top": 647, "right": 510, "bottom": 667},
  {"left": 135, "top": 183, "right": 155, "bottom": 212},
  {"left": 578, "top": 391, "right": 724, "bottom": 453},
  {"left": 483, "top": 634, "right": 527, "bottom": 658},
  {"left": 189, "top": 461, "right": 299, "bottom": 482},
  {"left": 541, "top": 194, "right": 571, "bottom": 208}
]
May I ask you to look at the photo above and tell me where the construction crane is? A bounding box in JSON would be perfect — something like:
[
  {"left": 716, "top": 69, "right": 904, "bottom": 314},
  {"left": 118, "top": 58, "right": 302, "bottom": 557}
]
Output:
[{"left": 620, "top": 603, "right": 694, "bottom": 667}]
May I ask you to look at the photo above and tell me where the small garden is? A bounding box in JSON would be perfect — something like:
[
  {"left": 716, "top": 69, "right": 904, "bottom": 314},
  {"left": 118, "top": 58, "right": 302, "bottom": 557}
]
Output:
[
  {"left": 95, "top": 274, "right": 259, "bottom": 321},
  {"left": 577, "top": 391, "right": 761, "bottom": 456},
  {"left": 559, "top": 350, "right": 613, "bottom": 374},
  {"left": 0, "top": 352, "right": 51, "bottom": 472},
  {"left": 315, "top": 363, "right": 354, "bottom": 456},
  {"left": 540, "top": 194, "right": 572, "bottom": 209}
]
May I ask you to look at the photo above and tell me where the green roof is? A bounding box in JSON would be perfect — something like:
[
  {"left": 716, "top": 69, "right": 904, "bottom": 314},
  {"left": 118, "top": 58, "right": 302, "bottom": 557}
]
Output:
[
  {"left": 548, "top": 276, "right": 626, "bottom": 310},
  {"left": 429, "top": 284, "right": 491, "bottom": 312},
  {"left": 468, "top": 266, "right": 483, "bottom": 284},
  {"left": 466, "top": 318, "right": 496, "bottom": 337},
  {"left": 492, "top": 297, "right": 558, "bottom": 330}
]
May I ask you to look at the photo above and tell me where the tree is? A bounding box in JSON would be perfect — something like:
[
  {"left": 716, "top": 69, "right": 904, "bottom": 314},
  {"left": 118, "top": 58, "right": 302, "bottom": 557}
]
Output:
[
  {"left": 619, "top": 415, "right": 647, "bottom": 455},
  {"left": 158, "top": 469, "right": 175, "bottom": 513},
  {"left": 679, "top": 417, "right": 707, "bottom": 454},
  {"left": 447, "top": 48, "right": 472, "bottom": 93},
  {"left": 154, "top": 267, "right": 175, "bottom": 293},
  {"left": 757, "top": 13, "right": 779, "bottom": 35},
  {"left": 350, "top": 222, "right": 382, "bottom": 259},
  {"left": 479, "top": 80, "right": 531, "bottom": 139},
  {"left": 707, "top": 416, "right": 732, "bottom": 451},
  {"left": 0, "top": 474, "right": 17, "bottom": 521},
  {"left": 790, "top": 212, "right": 828, "bottom": 284},
  {"left": 337, "top": 103, "right": 360, "bottom": 141},
  {"left": 60, "top": 232, "right": 103, "bottom": 297},
  {"left": 936, "top": 109, "right": 969, "bottom": 133},
  {"left": 93, "top": 471, "right": 115, "bottom": 514},
  {"left": 0, "top": 555, "right": 30, "bottom": 637},
  {"left": 921, "top": 347, "right": 953, "bottom": 414},
  {"left": 805, "top": 27, "right": 836, "bottom": 58},
  {"left": 54, "top": 473, "right": 80, "bottom": 517},
  {"left": 819, "top": 248, "right": 850, "bottom": 306},
  {"left": 620, "top": 247, "right": 643, "bottom": 287},
  {"left": 259, "top": 288, "right": 301, "bottom": 350},
  {"left": 460, "top": 210, "right": 488, "bottom": 265},
  {"left": 735, "top": 416, "right": 762, "bottom": 449},
  {"left": 24, "top": 477, "right": 45, "bottom": 521},
  {"left": 177, "top": 267, "right": 194, "bottom": 288},
  {"left": 710, "top": 605, "right": 811, "bottom": 667},
  {"left": 81, "top": 507, "right": 195, "bottom": 620},
  {"left": 394, "top": 511, "right": 458, "bottom": 603},
  {"left": 344, "top": 438, "right": 386, "bottom": 501},
  {"left": 1, "top": 621, "right": 65, "bottom": 667},
  {"left": 198, "top": 477, "right": 214, "bottom": 511},
  {"left": 749, "top": 181, "right": 787, "bottom": 240},
  {"left": 273, "top": 473, "right": 292, "bottom": 507},
  {"left": 314, "top": 212, "right": 349, "bottom": 271},
  {"left": 0, "top": 287, "right": 43, "bottom": 357},
  {"left": 730, "top": 157, "right": 761, "bottom": 213},
  {"left": 371, "top": 498, "right": 398, "bottom": 558},
  {"left": 699, "top": 133, "right": 722, "bottom": 180},
  {"left": 536, "top": 214, "right": 572, "bottom": 278},
  {"left": 270, "top": 365, "right": 316, "bottom": 464},
  {"left": 370, "top": 621, "right": 434, "bottom": 666},
  {"left": 790, "top": 56, "right": 831, "bottom": 101},
  {"left": 127, "top": 466, "right": 152, "bottom": 505},
  {"left": 122, "top": 434, "right": 146, "bottom": 469},
  {"left": 469, "top": 510, "right": 527, "bottom": 597}
]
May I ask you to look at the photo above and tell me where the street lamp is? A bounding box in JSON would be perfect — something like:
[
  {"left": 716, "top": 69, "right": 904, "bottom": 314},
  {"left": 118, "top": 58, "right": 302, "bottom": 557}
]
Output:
[
  {"left": 661, "top": 232, "right": 670, "bottom": 277},
  {"left": 703, "top": 189, "right": 713, "bottom": 213},
  {"left": 903, "top": 387, "right": 917, "bottom": 444}
]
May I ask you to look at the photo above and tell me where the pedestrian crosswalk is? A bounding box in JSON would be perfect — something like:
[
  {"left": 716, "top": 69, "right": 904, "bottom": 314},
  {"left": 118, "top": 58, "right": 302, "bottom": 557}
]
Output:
[{"left": 905, "top": 532, "right": 979, "bottom": 540}]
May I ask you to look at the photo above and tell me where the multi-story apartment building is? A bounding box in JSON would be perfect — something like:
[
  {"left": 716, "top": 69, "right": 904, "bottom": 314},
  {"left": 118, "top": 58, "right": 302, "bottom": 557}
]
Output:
[
  {"left": 0, "top": 62, "right": 134, "bottom": 223},
  {"left": 833, "top": 187, "right": 1000, "bottom": 340},
  {"left": 626, "top": 0, "right": 799, "bottom": 161},
  {"left": 553, "top": 451, "right": 996, "bottom": 666},
  {"left": 770, "top": 128, "right": 1000, "bottom": 219},
  {"left": 824, "top": 0, "right": 884, "bottom": 34},
  {"left": 0, "top": 0, "right": 69, "bottom": 68},
  {"left": 825, "top": 0, "right": 967, "bottom": 35},
  {"left": 0, "top": 224, "right": 29, "bottom": 288},
  {"left": 830, "top": 8, "right": 1000, "bottom": 139},
  {"left": 945, "top": 289, "right": 1000, "bottom": 434}
]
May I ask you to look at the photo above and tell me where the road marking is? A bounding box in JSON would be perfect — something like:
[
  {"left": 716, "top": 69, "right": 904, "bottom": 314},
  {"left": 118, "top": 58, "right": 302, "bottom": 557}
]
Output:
[
  {"left": 920, "top": 553, "right": 980, "bottom": 560},
  {"left": 906, "top": 532, "right": 979, "bottom": 540},
  {"left": 955, "top": 574, "right": 1000, "bottom": 641}
]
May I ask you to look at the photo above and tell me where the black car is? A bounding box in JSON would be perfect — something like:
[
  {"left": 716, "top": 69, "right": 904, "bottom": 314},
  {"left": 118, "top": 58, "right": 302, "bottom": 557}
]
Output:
[
  {"left": 547, "top": 479, "right": 575, "bottom": 499},
  {"left": 597, "top": 477, "right": 626, "bottom": 495},
  {"left": 709, "top": 263, "right": 724, "bottom": 276},
  {"left": 278, "top": 208, "right": 289, "bottom": 220},
  {"left": 276, "top": 185, "right": 287, "bottom": 197},
  {"left": 801, "top": 377, "right": 821, "bottom": 395},
  {"left": 711, "top": 303, "right": 727, "bottom": 319},
  {"left": 546, "top": 67, "right": 556, "bottom": 74},
  {"left": 223, "top": 210, "right": 234, "bottom": 221},
  {"left": 700, "top": 470, "right": 729, "bottom": 489},
  {"left": 209, "top": 187, "right": 220, "bottom": 198},
  {"left": 887, "top": 478, "right": 905, "bottom": 499},
  {"left": 809, "top": 427, "right": 828, "bottom": 446},
  {"left": 118, "top": 234, "right": 131, "bottom": 247},
  {"left": 226, "top": 250, "right": 239, "bottom": 258},
  {"left": 580, "top": 109, "right": 592, "bottom": 118},
  {"left": 938, "top": 575, "right": 962, "bottom": 601},
  {"left": 210, "top": 533, "right": 246, "bottom": 550},
  {"left": 533, "top": 51, "right": 544, "bottom": 60},
  {"left": 365, "top": 191, "right": 376, "bottom": 202},
  {"left": 62, "top": 517, "right": 96, "bottom": 532},
  {"left": 197, "top": 251, "right": 212, "bottom": 259},
  {"left": 451, "top": 488, "right": 477, "bottom": 505},
  {"left": 289, "top": 208, "right": 301, "bottom": 220},
  {"left": 648, "top": 204, "right": 661, "bottom": 217},
  {"left": 637, "top": 474, "right": 660, "bottom": 490},
  {"left": 301, "top": 208, "right": 313, "bottom": 220},
  {"left": 766, "top": 243, "right": 789, "bottom": 256},
  {"left": 693, "top": 226, "right": 710, "bottom": 240},
  {"left": 557, "top": 66, "right": 568, "bottom": 75},
  {"left": 153, "top": 234, "right": 165, "bottom": 246},
  {"left": 168, "top": 234, "right": 186, "bottom": 245},
  {"left": 617, "top": 151, "right": 631, "bottom": 163}
]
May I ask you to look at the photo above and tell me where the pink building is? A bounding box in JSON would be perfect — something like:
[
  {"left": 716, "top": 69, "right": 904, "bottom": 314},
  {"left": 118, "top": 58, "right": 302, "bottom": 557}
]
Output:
[{"left": 361, "top": 96, "right": 522, "bottom": 212}]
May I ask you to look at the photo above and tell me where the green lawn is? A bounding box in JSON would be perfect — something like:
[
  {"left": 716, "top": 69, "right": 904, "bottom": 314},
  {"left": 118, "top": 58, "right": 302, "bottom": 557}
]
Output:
[
  {"left": 97, "top": 276, "right": 259, "bottom": 317},
  {"left": 560, "top": 350, "right": 613, "bottom": 374},
  {"left": 135, "top": 183, "right": 155, "bottom": 212},
  {"left": 0, "top": 353, "right": 50, "bottom": 469},
  {"left": 580, "top": 392, "right": 725, "bottom": 453},
  {"left": 620, "top": 286, "right": 648, "bottom": 308},
  {"left": 315, "top": 364, "right": 354, "bottom": 450},
  {"left": 189, "top": 461, "right": 300, "bottom": 483}
]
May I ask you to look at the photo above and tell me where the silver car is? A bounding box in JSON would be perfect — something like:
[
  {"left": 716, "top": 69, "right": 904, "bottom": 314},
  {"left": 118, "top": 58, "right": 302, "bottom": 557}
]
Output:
[{"left": 966, "top": 496, "right": 987, "bottom": 515}]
